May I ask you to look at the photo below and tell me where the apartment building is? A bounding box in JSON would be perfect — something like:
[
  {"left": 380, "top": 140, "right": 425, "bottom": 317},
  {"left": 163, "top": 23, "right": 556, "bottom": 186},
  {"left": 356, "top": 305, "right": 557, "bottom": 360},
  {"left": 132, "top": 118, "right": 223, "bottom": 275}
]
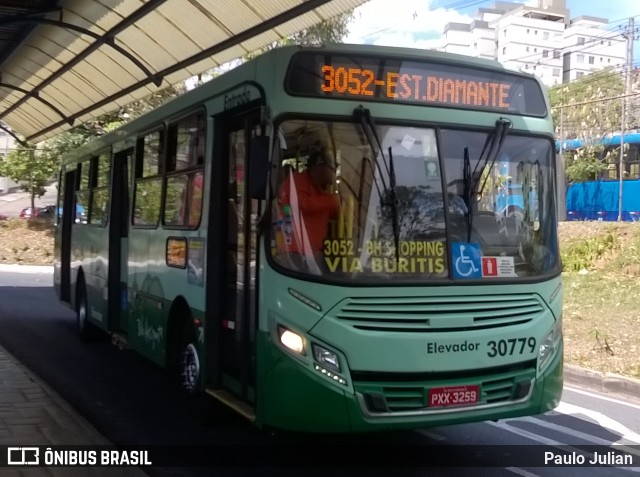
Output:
[{"left": 441, "top": 0, "right": 626, "bottom": 86}]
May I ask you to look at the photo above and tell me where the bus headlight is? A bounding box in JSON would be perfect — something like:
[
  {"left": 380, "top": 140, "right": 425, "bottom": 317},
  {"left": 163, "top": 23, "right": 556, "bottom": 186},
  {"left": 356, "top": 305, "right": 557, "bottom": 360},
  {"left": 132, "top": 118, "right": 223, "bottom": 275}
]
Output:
[
  {"left": 539, "top": 316, "right": 562, "bottom": 371},
  {"left": 312, "top": 343, "right": 347, "bottom": 386},
  {"left": 278, "top": 326, "right": 306, "bottom": 355},
  {"left": 539, "top": 331, "right": 554, "bottom": 366},
  {"left": 312, "top": 343, "right": 341, "bottom": 373}
]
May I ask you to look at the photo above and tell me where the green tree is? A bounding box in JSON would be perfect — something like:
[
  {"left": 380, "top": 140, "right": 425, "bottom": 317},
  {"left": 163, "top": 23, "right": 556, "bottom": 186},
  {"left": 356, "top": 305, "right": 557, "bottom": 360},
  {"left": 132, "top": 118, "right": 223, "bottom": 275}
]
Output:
[
  {"left": 549, "top": 69, "right": 625, "bottom": 141},
  {"left": 246, "top": 12, "right": 353, "bottom": 59},
  {"left": 108, "top": 84, "right": 185, "bottom": 129},
  {"left": 22, "top": 83, "right": 185, "bottom": 185},
  {"left": 0, "top": 144, "right": 58, "bottom": 212},
  {"left": 46, "top": 128, "right": 95, "bottom": 156},
  {"left": 564, "top": 145, "right": 607, "bottom": 183},
  {"left": 188, "top": 13, "right": 353, "bottom": 87},
  {"left": 284, "top": 12, "right": 353, "bottom": 46}
]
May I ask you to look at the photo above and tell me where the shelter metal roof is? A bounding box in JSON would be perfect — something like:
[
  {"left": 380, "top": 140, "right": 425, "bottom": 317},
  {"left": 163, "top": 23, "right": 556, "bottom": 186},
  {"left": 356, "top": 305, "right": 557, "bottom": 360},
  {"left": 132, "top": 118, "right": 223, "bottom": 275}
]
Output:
[{"left": 0, "top": 0, "right": 367, "bottom": 143}]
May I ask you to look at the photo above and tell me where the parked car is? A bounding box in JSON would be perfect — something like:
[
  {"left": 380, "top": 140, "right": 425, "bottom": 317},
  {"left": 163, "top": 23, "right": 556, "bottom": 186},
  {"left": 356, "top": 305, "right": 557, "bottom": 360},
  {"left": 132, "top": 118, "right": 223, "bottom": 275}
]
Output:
[
  {"left": 19, "top": 205, "right": 56, "bottom": 219},
  {"left": 0, "top": 213, "right": 8, "bottom": 221}
]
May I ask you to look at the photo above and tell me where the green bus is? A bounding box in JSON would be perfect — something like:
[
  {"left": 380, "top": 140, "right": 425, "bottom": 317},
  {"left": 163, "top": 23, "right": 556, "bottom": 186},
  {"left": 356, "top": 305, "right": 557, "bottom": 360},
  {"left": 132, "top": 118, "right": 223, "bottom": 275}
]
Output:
[{"left": 54, "top": 43, "right": 563, "bottom": 433}]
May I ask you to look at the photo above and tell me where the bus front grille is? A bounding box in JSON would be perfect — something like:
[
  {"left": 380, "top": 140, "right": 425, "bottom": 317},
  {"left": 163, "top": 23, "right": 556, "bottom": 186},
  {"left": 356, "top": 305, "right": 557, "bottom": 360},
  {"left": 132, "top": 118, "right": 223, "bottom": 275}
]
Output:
[
  {"left": 335, "top": 294, "right": 544, "bottom": 332},
  {"left": 356, "top": 362, "right": 537, "bottom": 415}
]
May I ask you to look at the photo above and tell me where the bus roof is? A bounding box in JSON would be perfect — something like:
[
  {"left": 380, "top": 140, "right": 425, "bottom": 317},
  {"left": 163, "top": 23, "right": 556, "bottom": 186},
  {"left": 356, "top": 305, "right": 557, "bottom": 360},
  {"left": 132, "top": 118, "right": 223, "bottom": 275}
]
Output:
[{"left": 60, "top": 43, "right": 545, "bottom": 164}]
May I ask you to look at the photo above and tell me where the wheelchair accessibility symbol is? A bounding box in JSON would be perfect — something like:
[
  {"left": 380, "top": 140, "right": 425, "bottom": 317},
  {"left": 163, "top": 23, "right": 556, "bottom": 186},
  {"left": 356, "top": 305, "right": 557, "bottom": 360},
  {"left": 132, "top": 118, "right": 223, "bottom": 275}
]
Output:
[{"left": 452, "top": 242, "right": 482, "bottom": 279}]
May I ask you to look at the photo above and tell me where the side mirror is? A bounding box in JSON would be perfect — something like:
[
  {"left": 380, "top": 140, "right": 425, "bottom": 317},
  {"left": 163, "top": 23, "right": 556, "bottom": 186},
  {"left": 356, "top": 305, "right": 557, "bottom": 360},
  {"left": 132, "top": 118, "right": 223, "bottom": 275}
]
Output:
[{"left": 249, "top": 136, "right": 270, "bottom": 200}]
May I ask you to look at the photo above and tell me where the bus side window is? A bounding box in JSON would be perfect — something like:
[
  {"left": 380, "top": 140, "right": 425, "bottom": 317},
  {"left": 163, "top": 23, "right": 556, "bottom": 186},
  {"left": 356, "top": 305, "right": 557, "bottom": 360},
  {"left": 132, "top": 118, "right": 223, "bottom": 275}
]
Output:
[
  {"left": 133, "top": 130, "right": 163, "bottom": 226},
  {"left": 76, "top": 160, "right": 90, "bottom": 224},
  {"left": 164, "top": 172, "right": 203, "bottom": 227},
  {"left": 163, "top": 112, "right": 205, "bottom": 228}
]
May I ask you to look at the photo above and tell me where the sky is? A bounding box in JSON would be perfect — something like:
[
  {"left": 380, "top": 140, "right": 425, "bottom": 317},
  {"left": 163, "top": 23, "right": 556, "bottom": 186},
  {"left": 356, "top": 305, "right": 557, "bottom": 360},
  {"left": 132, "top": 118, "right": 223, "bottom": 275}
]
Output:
[{"left": 344, "top": 0, "right": 640, "bottom": 62}]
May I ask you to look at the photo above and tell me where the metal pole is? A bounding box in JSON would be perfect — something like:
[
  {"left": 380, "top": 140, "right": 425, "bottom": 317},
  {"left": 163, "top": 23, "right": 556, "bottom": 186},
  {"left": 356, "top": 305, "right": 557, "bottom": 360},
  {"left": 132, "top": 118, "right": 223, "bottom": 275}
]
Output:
[
  {"left": 557, "top": 107, "right": 566, "bottom": 221},
  {"left": 619, "top": 97, "right": 625, "bottom": 221},
  {"left": 618, "top": 17, "right": 634, "bottom": 222},
  {"left": 559, "top": 106, "right": 564, "bottom": 150}
]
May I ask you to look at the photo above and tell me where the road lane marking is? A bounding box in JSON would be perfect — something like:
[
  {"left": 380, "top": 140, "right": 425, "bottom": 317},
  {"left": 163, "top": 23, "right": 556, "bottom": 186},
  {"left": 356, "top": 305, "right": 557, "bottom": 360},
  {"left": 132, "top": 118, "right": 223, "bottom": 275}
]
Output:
[
  {"left": 489, "top": 419, "right": 640, "bottom": 473},
  {"left": 488, "top": 419, "right": 564, "bottom": 445},
  {"left": 555, "top": 401, "right": 640, "bottom": 444},
  {"left": 518, "top": 415, "right": 614, "bottom": 444},
  {"left": 564, "top": 386, "right": 640, "bottom": 410},
  {"left": 505, "top": 467, "right": 541, "bottom": 477},
  {"left": 415, "top": 429, "right": 447, "bottom": 441}
]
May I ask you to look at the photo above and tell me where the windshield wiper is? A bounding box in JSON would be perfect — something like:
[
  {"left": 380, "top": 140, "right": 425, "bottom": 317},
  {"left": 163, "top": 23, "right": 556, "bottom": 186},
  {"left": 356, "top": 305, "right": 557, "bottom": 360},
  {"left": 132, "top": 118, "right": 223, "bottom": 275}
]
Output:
[
  {"left": 463, "top": 146, "right": 472, "bottom": 242},
  {"left": 465, "top": 118, "right": 512, "bottom": 242},
  {"left": 476, "top": 118, "right": 512, "bottom": 196},
  {"left": 387, "top": 144, "right": 400, "bottom": 261},
  {"left": 354, "top": 106, "right": 389, "bottom": 202},
  {"left": 354, "top": 105, "right": 400, "bottom": 261}
]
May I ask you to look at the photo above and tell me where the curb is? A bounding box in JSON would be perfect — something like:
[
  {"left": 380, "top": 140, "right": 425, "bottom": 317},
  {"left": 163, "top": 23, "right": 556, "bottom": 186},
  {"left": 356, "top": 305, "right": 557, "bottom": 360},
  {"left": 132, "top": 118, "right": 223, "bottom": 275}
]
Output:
[
  {"left": 564, "top": 364, "right": 640, "bottom": 401},
  {"left": 0, "top": 263, "right": 53, "bottom": 273}
]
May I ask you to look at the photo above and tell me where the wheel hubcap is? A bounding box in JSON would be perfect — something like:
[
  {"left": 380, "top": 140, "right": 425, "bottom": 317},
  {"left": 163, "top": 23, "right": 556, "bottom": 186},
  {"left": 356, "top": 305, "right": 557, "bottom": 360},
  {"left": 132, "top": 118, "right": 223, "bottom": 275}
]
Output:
[{"left": 180, "top": 343, "right": 200, "bottom": 393}]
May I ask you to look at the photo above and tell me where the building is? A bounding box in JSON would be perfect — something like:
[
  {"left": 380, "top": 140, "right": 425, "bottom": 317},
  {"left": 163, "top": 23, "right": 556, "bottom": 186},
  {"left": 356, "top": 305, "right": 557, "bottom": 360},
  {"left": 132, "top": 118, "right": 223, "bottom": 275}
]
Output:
[
  {"left": 441, "top": 0, "right": 626, "bottom": 86},
  {"left": 0, "top": 126, "right": 19, "bottom": 194}
]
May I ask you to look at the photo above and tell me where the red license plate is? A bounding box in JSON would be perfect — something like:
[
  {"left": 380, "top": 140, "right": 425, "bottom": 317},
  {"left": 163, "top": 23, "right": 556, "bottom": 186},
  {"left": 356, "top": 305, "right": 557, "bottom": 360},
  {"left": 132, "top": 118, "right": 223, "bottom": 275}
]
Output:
[{"left": 428, "top": 385, "right": 480, "bottom": 407}]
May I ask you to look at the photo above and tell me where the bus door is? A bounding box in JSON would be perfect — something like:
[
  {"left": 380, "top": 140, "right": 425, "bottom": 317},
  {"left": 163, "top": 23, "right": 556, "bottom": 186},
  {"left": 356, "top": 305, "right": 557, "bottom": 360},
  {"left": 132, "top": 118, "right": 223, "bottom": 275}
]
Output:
[
  {"left": 210, "top": 111, "right": 261, "bottom": 405},
  {"left": 107, "top": 148, "right": 133, "bottom": 335},
  {"left": 57, "top": 167, "right": 78, "bottom": 303}
]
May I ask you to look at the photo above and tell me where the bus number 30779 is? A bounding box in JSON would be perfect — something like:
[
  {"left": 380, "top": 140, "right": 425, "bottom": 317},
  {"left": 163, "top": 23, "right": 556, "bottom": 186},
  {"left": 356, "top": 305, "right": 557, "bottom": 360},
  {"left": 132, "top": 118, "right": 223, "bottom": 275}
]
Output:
[{"left": 487, "top": 338, "right": 536, "bottom": 358}]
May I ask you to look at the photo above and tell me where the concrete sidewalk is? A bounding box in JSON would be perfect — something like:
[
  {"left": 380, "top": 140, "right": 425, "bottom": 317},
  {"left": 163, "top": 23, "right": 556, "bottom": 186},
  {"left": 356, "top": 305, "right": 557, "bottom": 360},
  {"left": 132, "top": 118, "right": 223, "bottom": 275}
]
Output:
[{"left": 0, "top": 344, "right": 146, "bottom": 476}]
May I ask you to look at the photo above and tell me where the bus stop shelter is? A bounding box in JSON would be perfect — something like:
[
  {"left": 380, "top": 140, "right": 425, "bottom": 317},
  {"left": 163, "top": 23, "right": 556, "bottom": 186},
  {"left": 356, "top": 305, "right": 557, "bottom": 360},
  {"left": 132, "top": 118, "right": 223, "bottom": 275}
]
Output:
[{"left": 0, "top": 0, "right": 366, "bottom": 143}]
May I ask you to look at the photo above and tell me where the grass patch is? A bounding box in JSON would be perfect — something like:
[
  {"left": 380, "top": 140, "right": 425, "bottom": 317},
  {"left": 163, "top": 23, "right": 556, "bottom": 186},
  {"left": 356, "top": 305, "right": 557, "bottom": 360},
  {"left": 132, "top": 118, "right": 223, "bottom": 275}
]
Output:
[
  {"left": 560, "top": 232, "right": 617, "bottom": 271},
  {"left": 559, "top": 222, "right": 640, "bottom": 378},
  {"left": 609, "top": 228, "right": 640, "bottom": 275},
  {"left": 563, "top": 272, "right": 640, "bottom": 378}
]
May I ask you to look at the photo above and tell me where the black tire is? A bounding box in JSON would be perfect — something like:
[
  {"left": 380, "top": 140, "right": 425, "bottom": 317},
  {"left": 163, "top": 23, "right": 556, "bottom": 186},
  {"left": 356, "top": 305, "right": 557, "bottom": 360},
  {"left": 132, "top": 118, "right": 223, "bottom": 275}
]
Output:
[
  {"left": 176, "top": 324, "right": 201, "bottom": 395},
  {"left": 170, "top": 321, "right": 231, "bottom": 423},
  {"left": 76, "top": 280, "right": 100, "bottom": 341}
]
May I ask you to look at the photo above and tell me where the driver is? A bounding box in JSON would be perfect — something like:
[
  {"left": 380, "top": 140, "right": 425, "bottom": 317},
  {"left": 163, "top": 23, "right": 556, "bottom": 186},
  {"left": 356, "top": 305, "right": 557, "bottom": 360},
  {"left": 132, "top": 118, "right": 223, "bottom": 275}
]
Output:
[{"left": 278, "top": 148, "right": 340, "bottom": 257}]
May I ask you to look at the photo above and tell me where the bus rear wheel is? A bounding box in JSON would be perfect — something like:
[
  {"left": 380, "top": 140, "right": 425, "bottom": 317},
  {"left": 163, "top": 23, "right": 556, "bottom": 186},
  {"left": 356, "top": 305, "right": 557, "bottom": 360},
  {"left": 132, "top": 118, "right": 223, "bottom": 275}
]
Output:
[{"left": 76, "top": 280, "right": 100, "bottom": 341}]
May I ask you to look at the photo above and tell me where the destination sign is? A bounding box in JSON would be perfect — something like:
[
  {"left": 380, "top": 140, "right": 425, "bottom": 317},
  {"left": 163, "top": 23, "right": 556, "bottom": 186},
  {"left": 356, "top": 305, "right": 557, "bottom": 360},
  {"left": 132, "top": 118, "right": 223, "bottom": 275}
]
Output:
[
  {"left": 322, "top": 239, "right": 446, "bottom": 275},
  {"left": 286, "top": 52, "right": 546, "bottom": 116}
]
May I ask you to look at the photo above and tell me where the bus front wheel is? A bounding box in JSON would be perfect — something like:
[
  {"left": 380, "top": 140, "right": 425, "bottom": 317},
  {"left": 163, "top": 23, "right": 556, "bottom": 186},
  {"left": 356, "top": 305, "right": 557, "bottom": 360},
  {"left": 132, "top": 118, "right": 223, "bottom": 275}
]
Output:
[
  {"left": 170, "top": 320, "right": 228, "bottom": 423},
  {"left": 169, "top": 318, "right": 202, "bottom": 395},
  {"left": 178, "top": 335, "right": 201, "bottom": 395}
]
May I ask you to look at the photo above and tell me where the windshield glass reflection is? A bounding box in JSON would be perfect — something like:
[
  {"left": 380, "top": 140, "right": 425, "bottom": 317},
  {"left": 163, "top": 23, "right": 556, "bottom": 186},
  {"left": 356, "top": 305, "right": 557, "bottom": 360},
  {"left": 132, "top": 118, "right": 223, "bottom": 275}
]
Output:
[{"left": 269, "top": 119, "right": 558, "bottom": 282}]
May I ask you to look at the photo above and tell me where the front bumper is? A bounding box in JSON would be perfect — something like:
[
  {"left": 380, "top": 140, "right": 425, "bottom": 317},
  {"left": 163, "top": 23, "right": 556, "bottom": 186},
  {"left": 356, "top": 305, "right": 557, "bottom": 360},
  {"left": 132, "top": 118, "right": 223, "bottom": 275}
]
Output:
[{"left": 258, "top": 335, "right": 563, "bottom": 433}]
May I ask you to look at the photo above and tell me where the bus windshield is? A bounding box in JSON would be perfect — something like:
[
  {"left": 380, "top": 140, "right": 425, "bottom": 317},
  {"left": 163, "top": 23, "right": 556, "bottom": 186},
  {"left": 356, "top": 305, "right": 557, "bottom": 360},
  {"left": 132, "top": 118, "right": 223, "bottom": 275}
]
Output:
[{"left": 270, "top": 119, "right": 558, "bottom": 282}]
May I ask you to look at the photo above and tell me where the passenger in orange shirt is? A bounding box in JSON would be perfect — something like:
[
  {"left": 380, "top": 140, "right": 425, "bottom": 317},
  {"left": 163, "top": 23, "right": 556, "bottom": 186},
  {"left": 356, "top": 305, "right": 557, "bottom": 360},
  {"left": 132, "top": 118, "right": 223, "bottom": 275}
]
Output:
[{"left": 278, "top": 149, "right": 340, "bottom": 268}]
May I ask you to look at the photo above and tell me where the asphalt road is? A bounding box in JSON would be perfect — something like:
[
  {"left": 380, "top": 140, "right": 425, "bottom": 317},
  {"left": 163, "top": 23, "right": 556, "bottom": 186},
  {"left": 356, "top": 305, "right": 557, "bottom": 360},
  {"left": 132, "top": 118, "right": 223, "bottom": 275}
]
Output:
[
  {"left": 0, "top": 183, "right": 57, "bottom": 218},
  {"left": 0, "top": 270, "right": 638, "bottom": 477}
]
